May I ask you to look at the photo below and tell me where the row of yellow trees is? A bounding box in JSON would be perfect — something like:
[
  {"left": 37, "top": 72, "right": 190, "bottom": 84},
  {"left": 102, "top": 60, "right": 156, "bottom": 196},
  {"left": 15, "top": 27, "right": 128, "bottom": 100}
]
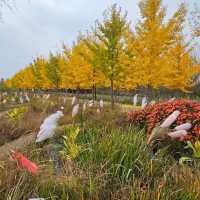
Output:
[{"left": 6, "top": 0, "right": 200, "bottom": 103}]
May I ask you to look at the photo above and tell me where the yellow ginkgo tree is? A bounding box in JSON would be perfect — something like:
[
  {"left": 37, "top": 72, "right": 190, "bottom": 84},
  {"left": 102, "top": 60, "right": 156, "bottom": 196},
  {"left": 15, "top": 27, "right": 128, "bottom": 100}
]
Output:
[
  {"left": 127, "top": 0, "right": 199, "bottom": 94},
  {"left": 85, "top": 4, "right": 129, "bottom": 108}
]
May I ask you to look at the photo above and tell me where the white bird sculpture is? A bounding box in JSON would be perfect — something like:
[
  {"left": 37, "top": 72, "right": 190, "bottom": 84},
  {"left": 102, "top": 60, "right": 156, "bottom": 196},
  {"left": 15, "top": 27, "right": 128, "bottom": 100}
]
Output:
[
  {"left": 25, "top": 94, "right": 30, "bottom": 102},
  {"left": 46, "top": 94, "right": 50, "bottom": 100},
  {"left": 160, "top": 110, "right": 180, "bottom": 128},
  {"left": 141, "top": 96, "right": 147, "bottom": 108},
  {"left": 174, "top": 123, "right": 192, "bottom": 131},
  {"left": 63, "top": 97, "right": 67, "bottom": 104},
  {"left": 29, "top": 198, "right": 45, "bottom": 200},
  {"left": 72, "top": 104, "right": 79, "bottom": 118},
  {"left": 19, "top": 96, "right": 24, "bottom": 104},
  {"left": 71, "top": 96, "right": 77, "bottom": 106},
  {"left": 88, "top": 100, "right": 93, "bottom": 107},
  {"left": 36, "top": 111, "right": 64, "bottom": 143},
  {"left": 100, "top": 99, "right": 104, "bottom": 109},
  {"left": 148, "top": 112, "right": 190, "bottom": 145},
  {"left": 169, "top": 97, "right": 176, "bottom": 102},
  {"left": 2, "top": 99, "right": 7, "bottom": 104},
  {"left": 133, "top": 94, "right": 138, "bottom": 106},
  {"left": 168, "top": 130, "right": 188, "bottom": 139}
]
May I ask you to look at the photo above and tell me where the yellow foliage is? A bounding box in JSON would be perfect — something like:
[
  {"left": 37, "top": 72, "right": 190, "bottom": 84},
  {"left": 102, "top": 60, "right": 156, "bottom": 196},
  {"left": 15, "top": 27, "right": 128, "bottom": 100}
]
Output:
[{"left": 6, "top": 1, "right": 200, "bottom": 93}]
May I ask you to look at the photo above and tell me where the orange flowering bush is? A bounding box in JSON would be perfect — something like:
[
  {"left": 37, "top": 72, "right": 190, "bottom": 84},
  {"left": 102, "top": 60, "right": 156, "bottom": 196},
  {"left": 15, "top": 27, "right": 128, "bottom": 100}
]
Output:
[{"left": 128, "top": 99, "right": 200, "bottom": 141}]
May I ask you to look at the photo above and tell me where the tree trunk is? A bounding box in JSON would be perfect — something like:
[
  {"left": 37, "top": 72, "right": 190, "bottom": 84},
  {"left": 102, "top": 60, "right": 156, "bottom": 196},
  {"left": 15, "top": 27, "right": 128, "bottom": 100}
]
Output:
[
  {"left": 111, "top": 79, "right": 114, "bottom": 109},
  {"left": 92, "top": 84, "right": 95, "bottom": 102},
  {"left": 56, "top": 86, "right": 59, "bottom": 105},
  {"left": 94, "top": 84, "right": 97, "bottom": 100}
]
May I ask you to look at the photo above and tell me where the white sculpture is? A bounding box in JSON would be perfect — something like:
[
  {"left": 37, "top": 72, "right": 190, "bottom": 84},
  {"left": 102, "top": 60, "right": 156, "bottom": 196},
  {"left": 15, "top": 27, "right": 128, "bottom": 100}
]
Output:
[
  {"left": 97, "top": 108, "right": 101, "bottom": 113},
  {"left": 46, "top": 94, "right": 50, "bottom": 99},
  {"left": 63, "top": 97, "right": 67, "bottom": 104},
  {"left": 36, "top": 111, "right": 64, "bottom": 142},
  {"left": 169, "top": 97, "right": 176, "bottom": 102},
  {"left": 2, "top": 99, "right": 7, "bottom": 104},
  {"left": 29, "top": 198, "right": 45, "bottom": 200},
  {"left": 174, "top": 123, "right": 192, "bottom": 131},
  {"left": 19, "top": 96, "right": 24, "bottom": 104},
  {"left": 160, "top": 110, "right": 180, "bottom": 128},
  {"left": 88, "top": 100, "right": 93, "bottom": 107},
  {"left": 72, "top": 104, "right": 79, "bottom": 118},
  {"left": 168, "top": 130, "right": 188, "bottom": 139},
  {"left": 141, "top": 96, "right": 147, "bottom": 108},
  {"left": 133, "top": 94, "right": 138, "bottom": 106},
  {"left": 100, "top": 99, "right": 104, "bottom": 109},
  {"left": 71, "top": 96, "right": 77, "bottom": 106},
  {"left": 25, "top": 94, "right": 30, "bottom": 102}
]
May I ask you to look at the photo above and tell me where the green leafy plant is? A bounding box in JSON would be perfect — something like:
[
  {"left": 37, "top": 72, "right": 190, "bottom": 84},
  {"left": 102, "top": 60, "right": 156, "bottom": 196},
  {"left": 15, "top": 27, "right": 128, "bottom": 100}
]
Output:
[
  {"left": 179, "top": 141, "right": 200, "bottom": 164},
  {"left": 7, "top": 106, "right": 28, "bottom": 125},
  {"left": 187, "top": 141, "right": 200, "bottom": 158},
  {"left": 60, "top": 126, "right": 82, "bottom": 160}
]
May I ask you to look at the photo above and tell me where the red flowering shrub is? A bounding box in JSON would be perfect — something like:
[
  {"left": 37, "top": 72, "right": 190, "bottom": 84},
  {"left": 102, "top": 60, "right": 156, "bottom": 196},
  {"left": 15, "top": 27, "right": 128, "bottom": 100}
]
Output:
[{"left": 128, "top": 99, "right": 200, "bottom": 141}]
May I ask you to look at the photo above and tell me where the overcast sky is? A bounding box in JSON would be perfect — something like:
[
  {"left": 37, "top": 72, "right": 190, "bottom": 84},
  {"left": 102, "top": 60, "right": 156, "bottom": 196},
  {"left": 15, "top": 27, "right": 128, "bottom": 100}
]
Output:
[{"left": 0, "top": 0, "right": 198, "bottom": 79}]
